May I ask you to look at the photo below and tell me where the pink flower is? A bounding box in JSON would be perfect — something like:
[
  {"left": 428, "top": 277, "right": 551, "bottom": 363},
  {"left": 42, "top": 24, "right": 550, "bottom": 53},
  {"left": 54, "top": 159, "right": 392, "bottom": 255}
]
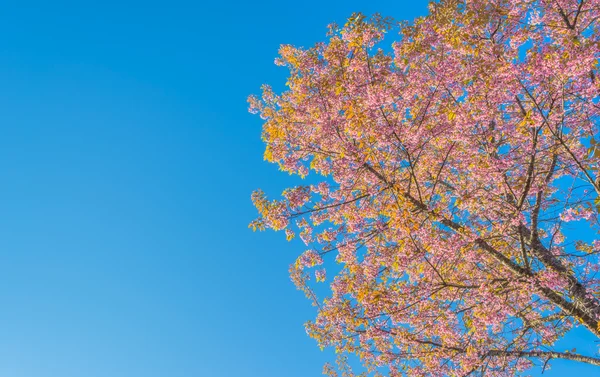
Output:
[{"left": 315, "top": 269, "right": 326, "bottom": 282}]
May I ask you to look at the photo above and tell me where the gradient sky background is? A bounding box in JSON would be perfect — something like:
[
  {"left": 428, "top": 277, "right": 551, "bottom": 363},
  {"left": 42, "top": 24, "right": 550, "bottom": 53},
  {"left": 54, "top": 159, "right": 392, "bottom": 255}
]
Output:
[{"left": 0, "top": 1, "right": 597, "bottom": 376}]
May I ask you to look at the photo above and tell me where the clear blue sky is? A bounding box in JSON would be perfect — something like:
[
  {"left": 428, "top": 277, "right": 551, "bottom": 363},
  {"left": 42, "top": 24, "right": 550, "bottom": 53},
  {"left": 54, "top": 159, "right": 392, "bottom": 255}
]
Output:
[{"left": 0, "top": 1, "right": 596, "bottom": 376}]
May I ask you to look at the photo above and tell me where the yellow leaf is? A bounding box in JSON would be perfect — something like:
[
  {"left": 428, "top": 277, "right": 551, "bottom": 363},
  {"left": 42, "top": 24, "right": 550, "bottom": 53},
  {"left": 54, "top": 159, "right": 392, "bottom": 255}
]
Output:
[{"left": 264, "top": 147, "right": 274, "bottom": 162}]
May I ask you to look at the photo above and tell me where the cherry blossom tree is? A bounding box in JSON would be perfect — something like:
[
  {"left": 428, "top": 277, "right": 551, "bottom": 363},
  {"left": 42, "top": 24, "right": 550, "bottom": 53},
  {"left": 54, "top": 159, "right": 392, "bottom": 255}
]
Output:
[{"left": 249, "top": 1, "right": 600, "bottom": 375}]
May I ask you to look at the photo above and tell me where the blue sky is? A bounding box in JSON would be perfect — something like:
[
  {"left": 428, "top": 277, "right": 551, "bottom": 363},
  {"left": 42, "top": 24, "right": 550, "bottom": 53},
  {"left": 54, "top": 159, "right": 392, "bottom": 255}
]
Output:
[{"left": 0, "top": 1, "right": 596, "bottom": 376}]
